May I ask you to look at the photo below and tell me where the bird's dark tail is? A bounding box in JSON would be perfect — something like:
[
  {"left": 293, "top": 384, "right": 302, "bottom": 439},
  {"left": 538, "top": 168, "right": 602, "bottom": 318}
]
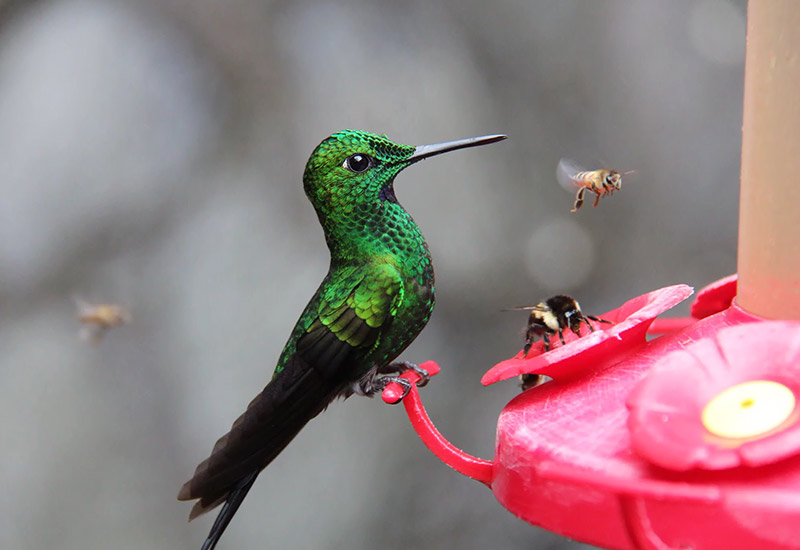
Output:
[
  {"left": 179, "top": 353, "right": 340, "bottom": 549},
  {"left": 200, "top": 471, "right": 258, "bottom": 550}
]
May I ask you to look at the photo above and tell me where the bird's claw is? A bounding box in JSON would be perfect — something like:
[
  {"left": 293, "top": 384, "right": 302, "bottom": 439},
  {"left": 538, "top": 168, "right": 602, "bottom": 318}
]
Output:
[
  {"left": 374, "top": 375, "right": 413, "bottom": 403},
  {"left": 381, "top": 361, "right": 430, "bottom": 387},
  {"left": 405, "top": 362, "right": 430, "bottom": 387}
]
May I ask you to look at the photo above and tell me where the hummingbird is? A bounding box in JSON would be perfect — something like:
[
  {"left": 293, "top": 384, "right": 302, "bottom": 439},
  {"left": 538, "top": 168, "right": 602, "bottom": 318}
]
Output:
[{"left": 177, "top": 129, "right": 507, "bottom": 550}]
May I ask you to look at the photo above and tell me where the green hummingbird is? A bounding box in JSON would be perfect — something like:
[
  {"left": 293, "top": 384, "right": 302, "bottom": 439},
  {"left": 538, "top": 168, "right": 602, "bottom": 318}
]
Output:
[{"left": 177, "top": 129, "right": 507, "bottom": 549}]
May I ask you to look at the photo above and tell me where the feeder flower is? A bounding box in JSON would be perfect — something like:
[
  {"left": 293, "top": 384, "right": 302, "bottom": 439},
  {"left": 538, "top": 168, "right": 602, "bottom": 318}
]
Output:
[
  {"left": 691, "top": 274, "right": 738, "bottom": 319},
  {"left": 482, "top": 284, "right": 694, "bottom": 386},
  {"left": 628, "top": 321, "right": 800, "bottom": 471}
]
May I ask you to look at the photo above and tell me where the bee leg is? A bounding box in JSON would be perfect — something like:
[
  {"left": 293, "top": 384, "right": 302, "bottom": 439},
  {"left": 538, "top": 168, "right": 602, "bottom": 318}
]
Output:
[
  {"left": 523, "top": 326, "right": 538, "bottom": 356},
  {"left": 558, "top": 330, "right": 566, "bottom": 346},
  {"left": 542, "top": 332, "right": 551, "bottom": 351},
  {"left": 587, "top": 315, "right": 613, "bottom": 325},
  {"left": 523, "top": 337, "right": 533, "bottom": 356},
  {"left": 571, "top": 188, "right": 586, "bottom": 212},
  {"left": 592, "top": 192, "right": 601, "bottom": 208}
]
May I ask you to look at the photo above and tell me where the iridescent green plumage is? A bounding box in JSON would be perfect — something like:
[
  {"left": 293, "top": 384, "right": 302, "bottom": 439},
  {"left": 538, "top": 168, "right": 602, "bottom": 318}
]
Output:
[{"left": 178, "top": 130, "right": 506, "bottom": 550}]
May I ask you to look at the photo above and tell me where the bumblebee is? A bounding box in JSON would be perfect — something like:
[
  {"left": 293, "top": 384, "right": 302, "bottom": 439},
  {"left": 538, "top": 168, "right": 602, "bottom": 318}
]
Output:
[
  {"left": 508, "top": 295, "right": 611, "bottom": 391},
  {"left": 519, "top": 373, "right": 547, "bottom": 392},
  {"left": 556, "top": 158, "right": 630, "bottom": 212},
  {"left": 75, "top": 299, "right": 131, "bottom": 344},
  {"left": 509, "top": 294, "right": 611, "bottom": 355}
]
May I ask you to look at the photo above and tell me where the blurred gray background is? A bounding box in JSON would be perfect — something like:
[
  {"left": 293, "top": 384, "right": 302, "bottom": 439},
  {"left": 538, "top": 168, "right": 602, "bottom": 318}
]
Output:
[{"left": 0, "top": 0, "right": 744, "bottom": 548}]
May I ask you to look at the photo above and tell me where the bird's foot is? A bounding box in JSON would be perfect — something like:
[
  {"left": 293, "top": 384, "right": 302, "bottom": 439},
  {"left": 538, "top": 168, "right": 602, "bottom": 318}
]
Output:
[
  {"left": 361, "top": 375, "right": 413, "bottom": 402},
  {"left": 377, "top": 361, "right": 430, "bottom": 387},
  {"left": 352, "top": 362, "right": 430, "bottom": 403}
]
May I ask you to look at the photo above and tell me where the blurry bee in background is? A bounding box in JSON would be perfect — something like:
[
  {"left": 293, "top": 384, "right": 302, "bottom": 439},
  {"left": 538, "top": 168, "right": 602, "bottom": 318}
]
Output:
[
  {"left": 556, "top": 158, "right": 632, "bottom": 212},
  {"left": 75, "top": 298, "right": 131, "bottom": 344},
  {"left": 507, "top": 294, "right": 612, "bottom": 356}
]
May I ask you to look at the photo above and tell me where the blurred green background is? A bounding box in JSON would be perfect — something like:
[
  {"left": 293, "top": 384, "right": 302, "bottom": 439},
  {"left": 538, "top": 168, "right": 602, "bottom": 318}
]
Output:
[{"left": 0, "top": 0, "right": 745, "bottom": 548}]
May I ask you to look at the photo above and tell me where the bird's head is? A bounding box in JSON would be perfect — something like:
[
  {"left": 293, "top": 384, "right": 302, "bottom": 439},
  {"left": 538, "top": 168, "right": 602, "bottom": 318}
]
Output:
[{"left": 303, "top": 130, "right": 506, "bottom": 213}]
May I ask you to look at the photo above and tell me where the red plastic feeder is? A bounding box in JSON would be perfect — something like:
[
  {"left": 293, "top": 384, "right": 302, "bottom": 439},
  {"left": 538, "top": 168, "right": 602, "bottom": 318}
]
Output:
[
  {"left": 382, "top": 279, "right": 800, "bottom": 550},
  {"left": 380, "top": 5, "right": 800, "bottom": 548}
]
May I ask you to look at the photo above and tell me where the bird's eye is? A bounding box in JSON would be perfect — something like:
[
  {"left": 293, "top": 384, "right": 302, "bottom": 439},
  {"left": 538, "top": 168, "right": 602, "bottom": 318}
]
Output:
[{"left": 344, "top": 154, "right": 372, "bottom": 173}]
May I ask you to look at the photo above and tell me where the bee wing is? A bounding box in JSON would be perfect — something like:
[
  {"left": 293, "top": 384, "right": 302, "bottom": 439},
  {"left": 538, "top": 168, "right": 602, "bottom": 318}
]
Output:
[
  {"left": 502, "top": 304, "right": 550, "bottom": 312},
  {"left": 79, "top": 324, "right": 104, "bottom": 344},
  {"left": 73, "top": 294, "right": 93, "bottom": 316},
  {"left": 556, "top": 158, "right": 586, "bottom": 192}
]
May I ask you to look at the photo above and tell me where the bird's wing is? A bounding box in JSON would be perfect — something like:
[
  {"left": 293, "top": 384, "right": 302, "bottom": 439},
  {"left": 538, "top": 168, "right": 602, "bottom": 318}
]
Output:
[
  {"left": 178, "top": 262, "right": 405, "bottom": 521},
  {"left": 295, "top": 262, "right": 404, "bottom": 379}
]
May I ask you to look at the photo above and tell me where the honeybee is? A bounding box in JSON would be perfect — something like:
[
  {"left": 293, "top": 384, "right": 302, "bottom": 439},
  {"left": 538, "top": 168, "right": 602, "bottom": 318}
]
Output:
[
  {"left": 556, "top": 158, "right": 631, "bottom": 212},
  {"left": 75, "top": 299, "right": 131, "bottom": 344},
  {"left": 508, "top": 294, "right": 612, "bottom": 355}
]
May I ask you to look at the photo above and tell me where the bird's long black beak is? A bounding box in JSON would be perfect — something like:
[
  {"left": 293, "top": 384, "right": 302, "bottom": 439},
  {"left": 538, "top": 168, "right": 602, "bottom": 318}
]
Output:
[{"left": 408, "top": 134, "right": 507, "bottom": 162}]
